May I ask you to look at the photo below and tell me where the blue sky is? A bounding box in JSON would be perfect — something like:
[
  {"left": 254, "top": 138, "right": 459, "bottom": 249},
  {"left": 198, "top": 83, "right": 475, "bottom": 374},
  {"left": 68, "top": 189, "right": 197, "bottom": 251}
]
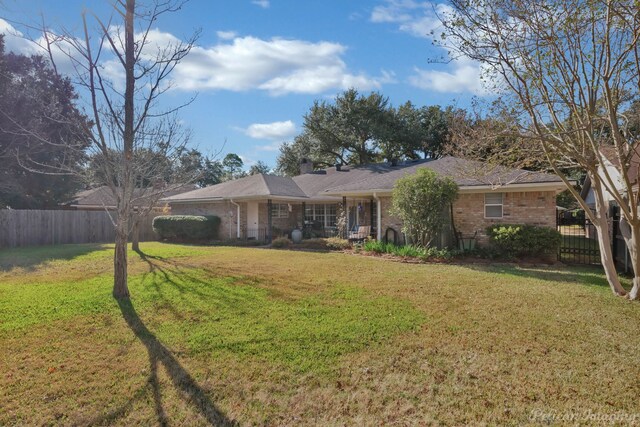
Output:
[{"left": 0, "top": 0, "right": 485, "bottom": 169}]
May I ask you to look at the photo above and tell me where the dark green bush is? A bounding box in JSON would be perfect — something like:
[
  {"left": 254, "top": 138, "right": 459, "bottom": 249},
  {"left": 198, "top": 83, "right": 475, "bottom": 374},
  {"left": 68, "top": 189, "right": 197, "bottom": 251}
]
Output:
[
  {"left": 362, "top": 239, "right": 459, "bottom": 260},
  {"left": 486, "top": 224, "right": 561, "bottom": 258},
  {"left": 152, "top": 215, "right": 220, "bottom": 241}
]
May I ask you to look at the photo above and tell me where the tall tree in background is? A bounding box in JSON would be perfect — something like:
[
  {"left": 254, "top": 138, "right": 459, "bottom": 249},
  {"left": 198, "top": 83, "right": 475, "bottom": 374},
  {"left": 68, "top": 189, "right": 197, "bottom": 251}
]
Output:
[
  {"left": 441, "top": 0, "right": 640, "bottom": 299},
  {"left": 276, "top": 89, "right": 453, "bottom": 175},
  {"left": 298, "top": 89, "right": 388, "bottom": 166},
  {"left": 276, "top": 133, "right": 336, "bottom": 176},
  {"left": 40, "top": 0, "right": 197, "bottom": 298},
  {"left": 0, "top": 36, "right": 88, "bottom": 208},
  {"left": 221, "top": 153, "right": 246, "bottom": 181},
  {"left": 248, "top": 160, "right": 271, "bottom": 175}
]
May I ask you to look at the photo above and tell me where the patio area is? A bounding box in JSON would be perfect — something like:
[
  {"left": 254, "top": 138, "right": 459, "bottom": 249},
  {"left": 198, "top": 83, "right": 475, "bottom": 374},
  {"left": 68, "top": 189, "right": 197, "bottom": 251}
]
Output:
[{"left": 241, "top": 197, "right": 378, "bottom": 243}]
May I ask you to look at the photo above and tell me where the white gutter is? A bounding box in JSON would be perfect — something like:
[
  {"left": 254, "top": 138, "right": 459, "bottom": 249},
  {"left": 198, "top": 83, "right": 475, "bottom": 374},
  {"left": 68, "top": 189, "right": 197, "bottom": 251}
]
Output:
[
  {"left": 373, "top": 192, "right": 382, "bottom": 241},
  {"left": 229, "top": 199, "right": 241, "bottom": 239}
]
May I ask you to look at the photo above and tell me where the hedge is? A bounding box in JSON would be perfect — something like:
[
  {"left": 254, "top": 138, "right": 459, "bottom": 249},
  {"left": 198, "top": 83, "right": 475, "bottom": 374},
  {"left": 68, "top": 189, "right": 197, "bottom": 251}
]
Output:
[
  {"left": 486, "top": 224, "right": 561, "bottom": 258},
  {"left": 152, "top": 215, "right": 220, "bottom": 241}
]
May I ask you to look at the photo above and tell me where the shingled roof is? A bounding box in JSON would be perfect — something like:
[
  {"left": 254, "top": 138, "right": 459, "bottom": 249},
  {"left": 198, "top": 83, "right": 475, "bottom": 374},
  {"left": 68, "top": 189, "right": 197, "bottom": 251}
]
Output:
[
  {"left": 163, "top": 173, "right": 308, "bottom": 202},
  {"left": 321, "top": 156, "right": 562, "bottom": 194},
  {"left": 162, "top": 156, "right": 563, "bottom": 203}
]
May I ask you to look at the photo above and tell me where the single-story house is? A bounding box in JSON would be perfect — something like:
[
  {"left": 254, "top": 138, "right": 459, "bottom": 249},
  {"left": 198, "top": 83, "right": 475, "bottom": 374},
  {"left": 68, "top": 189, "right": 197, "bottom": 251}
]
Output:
[{"left": 161, "top": 156, "right": 565, "bottom": 246}]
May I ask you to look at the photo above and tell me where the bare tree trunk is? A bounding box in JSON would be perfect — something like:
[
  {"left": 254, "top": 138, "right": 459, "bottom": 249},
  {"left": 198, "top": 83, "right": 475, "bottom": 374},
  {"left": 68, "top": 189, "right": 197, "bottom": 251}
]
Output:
[
  {"left": 593, "top": 188, "right": 627, "bottom": 297},
  {"left": 113, "top": 220, "right": 130, "bottom": 299},
  {"left": 112, "top": 0, "right": 136, "bottom": 300},
  {"left": 131, "top": 215, "right": 140, "bottom": 252},
  {"left": 624, "top": 221, "right": 640, "bottom": 300}
]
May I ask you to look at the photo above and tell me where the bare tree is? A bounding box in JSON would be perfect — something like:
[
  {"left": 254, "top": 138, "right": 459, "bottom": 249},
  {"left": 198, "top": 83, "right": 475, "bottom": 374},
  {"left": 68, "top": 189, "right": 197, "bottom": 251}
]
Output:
[
  {"left": 439, "top": 0, "right": 640, "bottom": 299},
  {"left": 37, "top": 0, "right": 198, "bottom": 298}
]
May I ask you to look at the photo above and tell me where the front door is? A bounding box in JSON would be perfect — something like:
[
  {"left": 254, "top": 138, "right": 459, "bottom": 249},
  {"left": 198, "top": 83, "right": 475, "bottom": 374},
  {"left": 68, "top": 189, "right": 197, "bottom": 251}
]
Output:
[{"left": 247, "top": 201, "right": 259, "bottom": 238}]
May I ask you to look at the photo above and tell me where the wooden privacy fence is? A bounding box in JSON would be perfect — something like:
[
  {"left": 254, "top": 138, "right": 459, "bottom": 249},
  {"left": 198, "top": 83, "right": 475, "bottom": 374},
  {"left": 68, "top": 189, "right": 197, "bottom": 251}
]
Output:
[{"left": 0, "top": 210, "right": 160, "bottom": 248}]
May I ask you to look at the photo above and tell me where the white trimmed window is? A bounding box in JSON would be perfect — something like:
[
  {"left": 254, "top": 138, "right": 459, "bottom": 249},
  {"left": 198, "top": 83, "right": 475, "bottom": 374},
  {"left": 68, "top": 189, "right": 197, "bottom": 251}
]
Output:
[
  {"left": 305, "top": 204, "right": 338, "bottom": 227},
  {"left": 271, "top": 203, "right": 289, "bottom": 218},
  {"left": 484, "top": 193, "right": 503, "bottom": 218}
]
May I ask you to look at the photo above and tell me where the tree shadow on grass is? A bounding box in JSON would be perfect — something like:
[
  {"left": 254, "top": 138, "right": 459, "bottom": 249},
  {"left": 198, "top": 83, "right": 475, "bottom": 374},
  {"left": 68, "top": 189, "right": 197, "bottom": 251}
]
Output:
[
  {"left": 111, "top": 298, "right": 237, "bottom": 426},
  {"left": 134, "top": 249, "right": 250, "bottom": 320},
  {"left": 0, "top": 243, "right": 110, "bottom": 272},
  {"left": 458, "top": 263, "right": 617, "bottom": 289}
]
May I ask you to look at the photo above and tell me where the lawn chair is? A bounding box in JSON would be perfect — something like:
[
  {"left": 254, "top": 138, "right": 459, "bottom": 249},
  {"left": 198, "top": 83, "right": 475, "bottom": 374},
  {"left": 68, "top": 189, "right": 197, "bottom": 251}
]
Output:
[{"left": 348, "top": 225, "right": 371, "bottom": 242}]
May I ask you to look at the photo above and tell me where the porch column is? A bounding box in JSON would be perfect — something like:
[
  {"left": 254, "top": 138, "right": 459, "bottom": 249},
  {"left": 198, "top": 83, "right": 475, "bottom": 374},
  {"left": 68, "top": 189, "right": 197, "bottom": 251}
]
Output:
[
  {"left": 370, "top": 198, "right": 375, "bottom": 237},
  {"left": 374, "top": 193, "right": 382, "bottom": 241},
  {"left": 342, "top": 196, "right": 347, "bottom": 238},
  {"left": 301, "top": 201, "right": 306, "bottom": 226},
  {"left": 267, "top": 199, "right": 273, "bottom": 243}
]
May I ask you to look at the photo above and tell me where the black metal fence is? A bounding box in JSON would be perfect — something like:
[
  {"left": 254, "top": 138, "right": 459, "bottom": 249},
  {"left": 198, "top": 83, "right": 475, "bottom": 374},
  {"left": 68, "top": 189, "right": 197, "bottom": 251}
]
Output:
[
  {"left": 557, "top": 210, "right": 601, "bottom": 265},
  {"left": 557, "top": 206, "right": 633, "bottom": 271}
]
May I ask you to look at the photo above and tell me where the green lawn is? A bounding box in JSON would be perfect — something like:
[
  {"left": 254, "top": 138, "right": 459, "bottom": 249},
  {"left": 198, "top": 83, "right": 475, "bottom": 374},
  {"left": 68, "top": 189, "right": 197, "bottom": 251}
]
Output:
[{"left": 1, "top": 243, "right": 639, "bottom": 425}]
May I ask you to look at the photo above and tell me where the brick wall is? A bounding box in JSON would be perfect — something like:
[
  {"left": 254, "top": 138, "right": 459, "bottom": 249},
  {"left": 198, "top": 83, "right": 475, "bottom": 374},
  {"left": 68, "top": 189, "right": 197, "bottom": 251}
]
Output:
[
  {"left": 259, "top": 202, "right": 304, "bottom": 237},
  {"left": 170, "top": 200, "right": 306, "bottom": 240},
  {"left": 378, "top": 196, "right": 405, "bottom": 244},
  {"left": 377, "top": 191, "right": 556, "bottom": 246},
  {"left": 452, "top": 191, "right": 556, "bottom": 245}
]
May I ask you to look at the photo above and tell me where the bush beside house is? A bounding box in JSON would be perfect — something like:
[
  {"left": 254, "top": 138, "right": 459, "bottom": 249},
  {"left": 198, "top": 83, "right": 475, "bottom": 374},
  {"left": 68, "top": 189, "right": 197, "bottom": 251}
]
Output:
[
  {"left": 390, "top": 168, "right": 458, "bottom": 248},
  {"left": 486, "top": 224, "right": 561, "bottom": 259},
  {"left": 153, "top": 215, "right": 220, "bottom": 242}
]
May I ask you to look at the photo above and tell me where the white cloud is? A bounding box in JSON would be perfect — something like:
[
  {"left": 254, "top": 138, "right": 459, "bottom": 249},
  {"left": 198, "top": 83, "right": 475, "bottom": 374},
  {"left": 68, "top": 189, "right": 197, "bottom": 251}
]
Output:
[
  {"left": 408, "top": 61, "right": 488, "bottom": 95},
  {"left": 252, "top": 0, "right": 270, "bottom": 9},
  {"left": 0, "top": 19, "right": 393, "bottom": 96},
  {"left": 0, "top": 19, "right": 40, "bottom": 54},
  {"left": 242, "top": 120, "right": 296, "bottom": 140},
  {"left": 371, "top": 1, "right": 487, "bottom": 95},
  {"left": 256, "top": 141, "right": 283, "bottom": 152},
  {"left": 167, "top": 34, "right": 391, "bottom": 95},
  {"left": 370, "top": 1, "right": 453, "bottom": 39},
  {"left": 0, "top": 19, "right": 86, "bottom": 76},
  {"left": 216, "top": 30, "right": 238, "bottom": 40}
]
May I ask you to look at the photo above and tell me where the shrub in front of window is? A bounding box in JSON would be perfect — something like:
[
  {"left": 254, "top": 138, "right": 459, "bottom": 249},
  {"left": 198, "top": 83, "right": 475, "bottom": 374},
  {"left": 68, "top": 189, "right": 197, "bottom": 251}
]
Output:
[
  {"left": 486, "top": 224, "right": 561, "bottom": 258},
  {"left": 391, "top": 168, "right": 458, "bottom": 247},
  {"left": 152, "top": 215, "right": 220, "bottom": 241}
]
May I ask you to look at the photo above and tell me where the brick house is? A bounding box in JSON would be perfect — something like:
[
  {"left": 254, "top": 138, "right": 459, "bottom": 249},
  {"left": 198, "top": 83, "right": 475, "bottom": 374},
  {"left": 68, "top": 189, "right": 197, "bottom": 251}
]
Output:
[{"left": 161, "top": 156, "right": 565, "bottom": 246}]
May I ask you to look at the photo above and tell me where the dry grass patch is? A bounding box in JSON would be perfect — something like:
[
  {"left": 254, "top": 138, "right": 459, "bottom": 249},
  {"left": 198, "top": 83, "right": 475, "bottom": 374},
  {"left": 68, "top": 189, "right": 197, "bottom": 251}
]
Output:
[{"left": 1, "top": 243, "right": 639, "bottom": 425}]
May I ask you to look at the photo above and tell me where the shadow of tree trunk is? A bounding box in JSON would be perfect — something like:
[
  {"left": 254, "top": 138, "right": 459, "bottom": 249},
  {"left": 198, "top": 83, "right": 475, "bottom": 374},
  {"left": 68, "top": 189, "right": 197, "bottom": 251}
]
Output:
[{"left": 117, "top": 298, "right": 236, "bottom": 426}]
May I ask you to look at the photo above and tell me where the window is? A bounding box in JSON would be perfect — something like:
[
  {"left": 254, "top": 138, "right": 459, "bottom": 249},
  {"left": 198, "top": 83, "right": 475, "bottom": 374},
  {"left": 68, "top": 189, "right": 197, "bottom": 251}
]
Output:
[
  {"left": 305, "top": 204, "right": 338, "bottom": 227},
  {"left": 325, "top": 204, "right": 337, "bottom": 227},
  {"left": 484, "top": 193, "right": 503, "bottom": 218},
  {"left": 271, "top": 203, "right": 289, "bottom": 218}
]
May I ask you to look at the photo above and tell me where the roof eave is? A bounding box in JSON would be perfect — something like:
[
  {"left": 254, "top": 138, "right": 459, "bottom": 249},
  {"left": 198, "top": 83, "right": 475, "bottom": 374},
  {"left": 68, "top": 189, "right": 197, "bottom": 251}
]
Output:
[
  {"left": 323, "top": 181, "right": 568, "bottom": 197},
  {"left": 163, "top": 194, "right": 311, "bottom": 204}
]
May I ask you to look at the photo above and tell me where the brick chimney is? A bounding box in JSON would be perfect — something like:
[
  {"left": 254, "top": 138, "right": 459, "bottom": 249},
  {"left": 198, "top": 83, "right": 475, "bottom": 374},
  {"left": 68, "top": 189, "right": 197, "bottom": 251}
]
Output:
[{"left": 299, "top": 158, "right": 313, "bottom": 175}]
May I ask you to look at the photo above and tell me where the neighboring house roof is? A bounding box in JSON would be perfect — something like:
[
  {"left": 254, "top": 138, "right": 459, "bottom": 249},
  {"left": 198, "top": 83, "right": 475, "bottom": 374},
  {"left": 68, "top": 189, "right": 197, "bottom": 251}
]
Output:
[
  {"left": 579, "top": 144, "right": 640, "bottom": 207},
  {"left": 162, "top": 156, "right": 564, "bottom": 204},
  {"left": 67, "top": 184, "right": 198, "bottom": 209},
  {"left": 162, "top": 174, "right": 308, "bottom": 202}
]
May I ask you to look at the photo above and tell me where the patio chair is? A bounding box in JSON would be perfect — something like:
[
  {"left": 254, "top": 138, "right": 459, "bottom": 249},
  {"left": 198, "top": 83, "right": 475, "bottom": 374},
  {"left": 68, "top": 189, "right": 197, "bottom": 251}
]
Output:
[{"left": 348, "top": 225, "right": 371, "bottom": 242}]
